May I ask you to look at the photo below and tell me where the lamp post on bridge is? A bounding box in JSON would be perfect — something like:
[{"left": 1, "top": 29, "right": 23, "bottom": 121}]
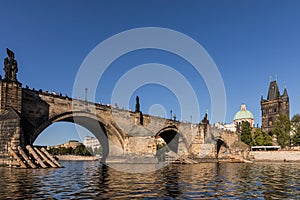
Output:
[{"left": 85, "top": 88, "right": 88, "bottom": 102}]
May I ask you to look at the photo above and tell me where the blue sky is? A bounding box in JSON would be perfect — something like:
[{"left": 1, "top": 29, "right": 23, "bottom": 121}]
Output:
[{"left": 1, "top": 0, "right": 300, "bottom": 145}]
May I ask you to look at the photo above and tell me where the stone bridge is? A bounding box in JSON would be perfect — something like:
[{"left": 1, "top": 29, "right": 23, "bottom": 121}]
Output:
[{"left": 0, "top": 49, "right": 244, "bottom": 165}]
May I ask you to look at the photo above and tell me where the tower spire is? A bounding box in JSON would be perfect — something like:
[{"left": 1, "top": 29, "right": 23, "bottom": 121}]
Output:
[
  {"left": 261, "top": 77, "right": 290, "bottom": 133},
  {"left": 283, "top": 81, "right": 288, "bottom": 97}
]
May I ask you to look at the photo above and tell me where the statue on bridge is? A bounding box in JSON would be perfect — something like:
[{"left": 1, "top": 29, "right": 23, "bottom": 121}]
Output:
[
  {"left": 4, "top": 48, "right": 18, "bottom": 81},
  {"left": 135, "top": 96, "right": 140, "bottom": 113}
]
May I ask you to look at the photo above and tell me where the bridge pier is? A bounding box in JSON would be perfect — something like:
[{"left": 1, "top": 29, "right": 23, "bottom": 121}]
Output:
[
  {"left": 0, "top": 80, "right": 24, "bottom": 165},
  {"left": 0, "top": 117, "right": 23, "bottom": 165}
]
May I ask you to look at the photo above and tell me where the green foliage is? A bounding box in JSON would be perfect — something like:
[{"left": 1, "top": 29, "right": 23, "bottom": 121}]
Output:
[
  {"left": 292, "top": 114, "right": 300, "bottom": 123},
  {"left": 272, "top": 114, "right": 291, "bottom": 148},
  {"left": 293, "top": 131, "right": 300, "bottom": 146},
  {"left": 291, "top": 114, "right": 300, "bottom": 146},
  {"left": 85, "top": 146, "right": 103, "bottom": 156},
  {"left": 48, "top": 145, "right": 92, "bottom": 156},
  {"left": 74, "top": 145, "right": 91, "bottom": 156},
  {"left": 240, "top": 121, "right": 252, "bottom": 145},
  {"left": 86, "top": 147, "right": 93, "bottom": 154},
  {"left": 240, "top": 121, "right": 273, "bottom": 147},
  {"left": 252, "top": 129, "right": 273, "bottom": 146},
  {"left": 47, "top": 148, "right": 58, "bottom": 155}
]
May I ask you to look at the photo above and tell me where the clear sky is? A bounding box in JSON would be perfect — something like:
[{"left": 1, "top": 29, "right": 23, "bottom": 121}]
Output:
[{"left": 1, "top": 0, "right": 300, "bottom": 146}]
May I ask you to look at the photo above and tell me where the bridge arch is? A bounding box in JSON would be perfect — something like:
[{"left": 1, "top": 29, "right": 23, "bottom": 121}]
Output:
[
  {"left": 216, "top": 138, "right": 229, "bottom": 158},
  {"left": 31, "top": 111, "right": 125, "bottom": 162},
  {"left": 155, "top": 125, "right": 189, "bottom": 153}
]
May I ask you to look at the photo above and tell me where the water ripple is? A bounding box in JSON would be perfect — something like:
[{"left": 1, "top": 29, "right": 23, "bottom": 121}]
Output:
[{"left": 1, "top": 161, "right": 300, "bottom": 199}]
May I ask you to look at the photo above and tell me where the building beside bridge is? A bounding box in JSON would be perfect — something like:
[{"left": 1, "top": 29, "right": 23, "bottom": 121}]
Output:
[
  {"left": 83, "top": 136, "right": 101, "bottom": 150},
  {"left": 215, "top": 103, "right": 254, "bottom": 132},
  {"left": 51, "top": 140, "right": 82, "bottom": 149}
]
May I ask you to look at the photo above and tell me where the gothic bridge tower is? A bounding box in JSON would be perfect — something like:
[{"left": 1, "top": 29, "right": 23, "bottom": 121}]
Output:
[{"left": 261, "top": 79, "right": 289, "bottom": 133}]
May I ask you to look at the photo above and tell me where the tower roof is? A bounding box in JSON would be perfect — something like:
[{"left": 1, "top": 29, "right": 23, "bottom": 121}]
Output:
[
  {"left": 283, "top": 87, "right": 288, "bottom": 97},
  {"left": 234, "top": 104, "right": 254, "bottom": 121},
  {"left": 267, "top": 80, "right": 280, "bottom": 100}
]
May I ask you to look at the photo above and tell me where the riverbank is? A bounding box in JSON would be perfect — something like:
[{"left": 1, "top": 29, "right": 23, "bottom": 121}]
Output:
[
  {"left": 56, "top": 155, "right": 100, "bottom": 161},
  {"left": 250, "top": 150, "right": 300, "bottom": 162},
  {"left": 56, "top": 151, "right": 300, "bottom": 162}
]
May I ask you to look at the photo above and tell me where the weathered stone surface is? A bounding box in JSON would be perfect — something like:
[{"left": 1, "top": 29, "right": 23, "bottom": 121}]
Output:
[
  {"left": 0, "top": 86, "right": 242, "bottom": 164},
  {"left": 0, "top": 50, "right": 243, "bottom": 165},
  {"left": 250, "top": 151, "right": 300, "bottom": 161},
  {"left": 2, "top": 87, "right": 242, "bottom": 162},
  {"left": 261, "top": 80, "right": 289, "bottom": 133},
  {"left": 0, "top": 108, "right": 22, "bottom": 164}
]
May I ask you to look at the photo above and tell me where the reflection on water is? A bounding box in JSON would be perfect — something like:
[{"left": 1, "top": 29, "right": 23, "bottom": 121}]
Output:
[{"left": 1, "top": 161, "right": 300, "bottom": 199}]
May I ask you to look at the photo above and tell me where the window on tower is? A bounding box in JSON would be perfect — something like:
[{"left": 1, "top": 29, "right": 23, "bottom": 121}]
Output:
[{"left": 268, "top": 117, "right": 273, "bottom": 126}]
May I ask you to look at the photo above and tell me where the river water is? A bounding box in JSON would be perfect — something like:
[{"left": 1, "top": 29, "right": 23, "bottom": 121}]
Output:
[{"left": 1, "top": 161, "right": 300, "bottom": 199}]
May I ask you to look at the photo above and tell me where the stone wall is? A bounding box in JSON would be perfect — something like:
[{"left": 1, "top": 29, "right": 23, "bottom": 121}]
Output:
[
  {"left": 0, "top": 86, "right": 242, "bottom": 164},
  {"left": 0, "top": 80, "right": 22, "bottom": 114},
  {"left": 0, "top": 109, "right": 22, "bottom": 165},
  {"left": 250, "top": 151, "right": 300, "bottom": 161},
  {"left": 0, "top": 80, "right": 23, "bottom": 165},
  {"left": 56, "top": 155, "right": 99, "bottom": 161}
]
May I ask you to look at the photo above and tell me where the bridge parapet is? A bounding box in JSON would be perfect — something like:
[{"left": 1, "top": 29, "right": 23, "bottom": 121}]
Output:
[{"left": 20, "top": 87, "right": 243, "bottom": 162}]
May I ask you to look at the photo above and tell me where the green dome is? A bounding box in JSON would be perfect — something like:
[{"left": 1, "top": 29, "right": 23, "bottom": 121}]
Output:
[{"left": 234, "top": 104, "right": 254, "bottom": 120}]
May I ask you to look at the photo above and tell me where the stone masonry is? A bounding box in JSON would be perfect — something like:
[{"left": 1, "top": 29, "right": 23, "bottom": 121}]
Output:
[{"left": 0, "top": 49, "right": 242, "bottom": 165}]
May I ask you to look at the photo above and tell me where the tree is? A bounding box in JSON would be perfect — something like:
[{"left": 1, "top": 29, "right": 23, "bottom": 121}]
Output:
[
  {"left": 74, "top": 145, "right": 91, "bottom": 156},
  {"left": 93, "top": 147, "right": 103, "bottom": 156},
  {"left": 252, "top": 129, "right": 272, "bottom": 146},
  {"left": 291, "top": 114, "right": 300, "bottom": 146},
  {"left": 293, "top": 131, "right": 300, "bottom": 146},
  {"left": 272, "top": 114, "right": 291, "bottom": 148},
  {"left": 240, "top": 121, "right": 252, "bottom": 145},
  {"left": 86, "top": 147, "right": 94, "bottom": 155},
  {"left": 48, "top": 145, "right": 91, "bottom": 156},
  {"left": 48, "top": 148, "right": 58, "bottom": 155},
  {"left": 291, "top": 114, "right": 300, "bottom": 123},
  {"left": 65, "top": 147, "right": 73, "bottom": 155}
]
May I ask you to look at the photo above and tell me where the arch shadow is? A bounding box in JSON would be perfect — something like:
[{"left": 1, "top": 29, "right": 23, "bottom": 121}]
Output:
[
  {"left": 31, "top": 111, "right": 125, "bottom": 163},
  {"left": 216, "top": 139, "right": 229, "bottom": 158},
  {"left": 155, "top": 126, "right": 188, "bottom": 153}
]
